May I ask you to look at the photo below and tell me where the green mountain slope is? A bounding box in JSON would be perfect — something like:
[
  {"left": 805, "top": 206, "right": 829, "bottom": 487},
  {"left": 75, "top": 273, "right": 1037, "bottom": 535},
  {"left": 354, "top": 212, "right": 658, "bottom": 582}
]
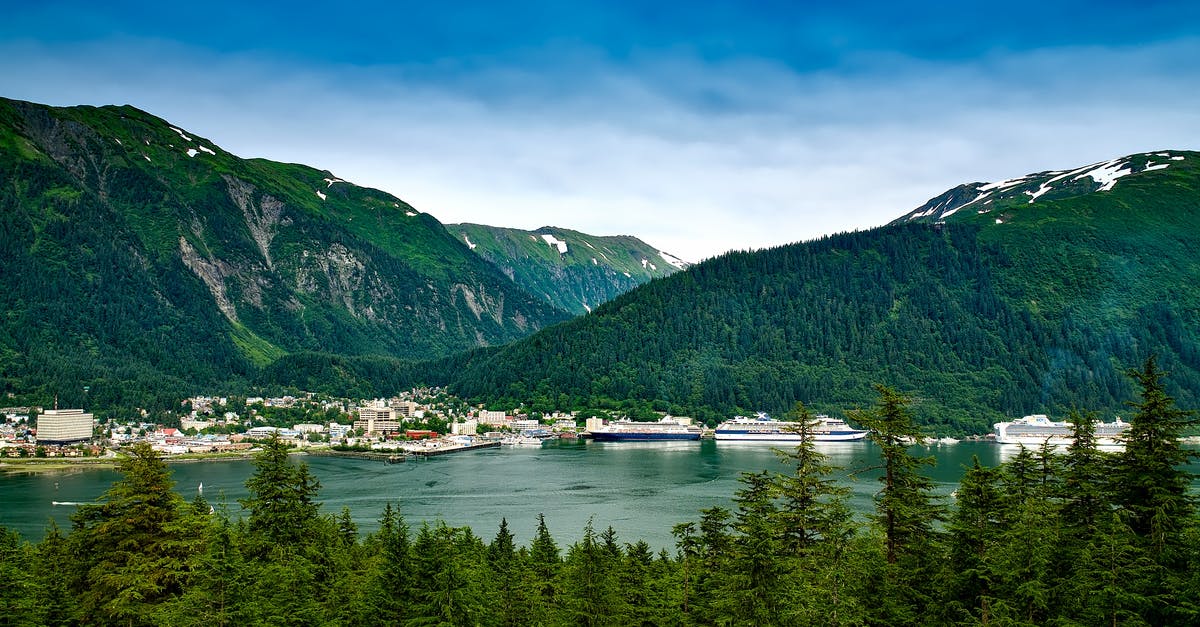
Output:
[
  {"left": 447, "top": 223, "right": 689, "bottom": 314},
  {"left": 436, "top": 151, "right": 1200, "bottom": 434},
  {"left": 0, "top": 97, "right": 570, "bottom": 408}
]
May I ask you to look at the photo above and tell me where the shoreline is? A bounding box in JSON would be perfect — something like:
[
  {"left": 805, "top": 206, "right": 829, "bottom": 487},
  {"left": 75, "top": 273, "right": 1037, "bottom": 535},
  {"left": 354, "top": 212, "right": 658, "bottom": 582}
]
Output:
[{"left": 0, "top": 449, "right": 278, "bottom": 474}]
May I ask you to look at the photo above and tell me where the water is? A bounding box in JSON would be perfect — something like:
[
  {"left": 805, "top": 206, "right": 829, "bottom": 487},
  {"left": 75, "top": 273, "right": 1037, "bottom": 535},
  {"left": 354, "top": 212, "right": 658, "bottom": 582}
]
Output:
[{"left": 2, "top": 440, "right": 1194, "bottom": 550}]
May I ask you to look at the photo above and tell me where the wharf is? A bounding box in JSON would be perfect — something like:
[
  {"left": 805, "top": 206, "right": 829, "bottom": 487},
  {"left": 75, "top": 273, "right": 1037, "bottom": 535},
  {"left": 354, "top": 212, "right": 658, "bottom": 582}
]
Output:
[
  {"left": 407, "top": 440, "right": 502, "bottom": 457},
  {"left": 307, "top": 449, "right": 406, "bottom": 462}
]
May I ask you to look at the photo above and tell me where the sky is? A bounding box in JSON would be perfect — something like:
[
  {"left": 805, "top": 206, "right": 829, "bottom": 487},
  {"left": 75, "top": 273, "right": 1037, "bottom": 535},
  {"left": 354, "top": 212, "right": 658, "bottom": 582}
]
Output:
[{"left": 2, "top": 1, "right": 1199, "bottom": 262}]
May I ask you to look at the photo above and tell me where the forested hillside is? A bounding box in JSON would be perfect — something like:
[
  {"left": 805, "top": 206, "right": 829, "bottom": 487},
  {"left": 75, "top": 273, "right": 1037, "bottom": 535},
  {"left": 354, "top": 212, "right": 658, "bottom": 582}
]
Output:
[
  {"left": 448, "top": 223, "right": 688, "bottom": 315},
  {"left": 0, "top": 98, "right": 569, "bottom": 410},
  {"left": 433, "top": 151, "right": 1200, "bottom": 434}
]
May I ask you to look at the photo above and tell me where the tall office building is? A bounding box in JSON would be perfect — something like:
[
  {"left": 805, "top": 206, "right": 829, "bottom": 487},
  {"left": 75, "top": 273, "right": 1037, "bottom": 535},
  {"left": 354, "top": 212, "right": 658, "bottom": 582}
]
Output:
[{"left": 36, "top": 408, "right": 94, "bottom": 444}]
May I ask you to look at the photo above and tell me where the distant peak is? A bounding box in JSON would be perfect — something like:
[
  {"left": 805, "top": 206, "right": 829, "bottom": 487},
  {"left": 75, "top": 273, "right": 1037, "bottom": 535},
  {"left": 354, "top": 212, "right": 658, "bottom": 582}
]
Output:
[{"left": 894, "top": 150, "right": 1191, "bottom": 225}]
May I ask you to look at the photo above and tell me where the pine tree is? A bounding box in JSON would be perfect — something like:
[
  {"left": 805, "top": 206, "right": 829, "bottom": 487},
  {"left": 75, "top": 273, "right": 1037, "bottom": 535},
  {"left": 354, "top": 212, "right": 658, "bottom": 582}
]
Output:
[
  {"left": 943, "top": 457, "right": 1002, "bottom": 624},
  {"left": 486, "top": 518, "right": 526, "bottom": 627},
  {"left": 562, "top": 520, "right": 624, "bottom": 626},
  {"left": 1111, "top": 356, "right": 1199, "bottom": 624},
  {"left": 68, "top": 442, "right": 206, "bottom": 626},
  {"left": 1116, "top": 356, "right": 1197, "bottom": 561},
  {"left": 30, "top": 522, "right": 75, "bottom": 626},
  {"left": 363, "top": 502, "right": 413, "bottom": 625},
  {"left": 525, "top": 513, "right": 561, "bottom": 622},
  {"left": 854, "top": 385, "right": 942, "bottom": 564},
  {"left": 408, "top": 522, "right": 485, "bottom": 627},
  {"left": 0, "top": 526, "right": 39, "bottom": 626},
  {"left": 771, "top": 401, "right": 853, "bottom": 554},
  {"left": 1060, "top": 409, "right": 1112, "bottom": 541},
  {"left": 155, "top": 515, "right": 249, "bottom": 627},
  {"left": 240, "top": 433, "right": 321, "bottom": 551},
  {"left": 852, "top": 384, "right": 945, "bottom": 624},
  {"left": 715, "top": 471, "right": 784, "bottom": 625}
]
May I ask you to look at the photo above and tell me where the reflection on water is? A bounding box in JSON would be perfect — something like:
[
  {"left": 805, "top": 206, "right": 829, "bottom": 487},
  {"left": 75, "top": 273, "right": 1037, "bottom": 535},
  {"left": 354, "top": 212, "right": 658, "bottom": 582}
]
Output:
[{"left": 2, "top": 441, "right": 1195, "bottom": 550}]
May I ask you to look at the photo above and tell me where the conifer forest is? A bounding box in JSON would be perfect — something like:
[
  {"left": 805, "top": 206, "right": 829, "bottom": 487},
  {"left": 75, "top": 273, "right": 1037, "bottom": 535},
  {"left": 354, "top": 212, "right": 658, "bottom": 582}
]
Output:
[{"left": 2, "top": 358, "right": 1196, "bottom": 626}]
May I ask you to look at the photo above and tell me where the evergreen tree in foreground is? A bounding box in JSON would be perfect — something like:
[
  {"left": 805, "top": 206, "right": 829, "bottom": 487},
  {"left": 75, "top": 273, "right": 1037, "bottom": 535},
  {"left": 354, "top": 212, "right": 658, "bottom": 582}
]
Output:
[
  {"left": 852, "top": 384, "right": 945, "bottom": 624},
  {"left": 68, "top": 442, "right": 205, "bottom": 626}
]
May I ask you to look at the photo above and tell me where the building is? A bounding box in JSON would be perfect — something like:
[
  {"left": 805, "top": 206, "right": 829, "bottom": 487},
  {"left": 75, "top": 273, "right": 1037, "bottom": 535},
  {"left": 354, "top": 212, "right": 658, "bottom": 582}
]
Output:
[
  {"left": 36, "top": 408, "right": 93, "bottom": 444},
  {"left": 355, "top": 403, "right": 401, "bottom": 434},
  {"left": 450, "top": 419, "right": 478, "bottom": 436},
  {"left": 476, "top": 410, "right": 509, "bottom": 426},
  {"left": 390, "top": 399, "right": 421, "bottom": 418},
  {"left": 512, "top": 418, "right": 540, "bottom": 431}
]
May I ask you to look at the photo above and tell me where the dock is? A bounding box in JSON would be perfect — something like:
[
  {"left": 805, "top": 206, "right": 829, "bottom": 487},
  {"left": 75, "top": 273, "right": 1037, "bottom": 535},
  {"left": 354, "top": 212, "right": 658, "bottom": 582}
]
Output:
[{"left": 406, "top": 440, "right": 502, "bottom": 457}]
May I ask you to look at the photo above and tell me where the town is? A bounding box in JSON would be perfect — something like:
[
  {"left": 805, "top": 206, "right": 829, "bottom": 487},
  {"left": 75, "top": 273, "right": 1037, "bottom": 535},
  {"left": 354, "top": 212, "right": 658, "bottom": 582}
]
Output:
[{"left": 0, "top": 388, "right": 595, "bottom": 462}]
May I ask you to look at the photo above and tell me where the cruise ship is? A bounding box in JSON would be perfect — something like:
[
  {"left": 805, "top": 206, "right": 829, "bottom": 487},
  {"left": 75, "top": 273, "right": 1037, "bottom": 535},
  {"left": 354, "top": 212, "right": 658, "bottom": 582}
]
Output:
[
  {"left": 993, "top": 414, "right": 1129, "bottom": 446},
  {"left": 714, "top": 413, "right": 868, "bottom": 442},
  {"left": 587, "top": 417, "right": 703, "bottom": 442}
]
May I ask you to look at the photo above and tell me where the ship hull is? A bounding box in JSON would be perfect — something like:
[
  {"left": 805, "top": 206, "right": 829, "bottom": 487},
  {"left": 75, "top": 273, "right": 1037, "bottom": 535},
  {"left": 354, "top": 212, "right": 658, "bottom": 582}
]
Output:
[
  {"left": 713, "top": 430, "right": 867, "bottom": 442},
  {"left": 589, "top": 432, "right": 701, "bottom": 442}
]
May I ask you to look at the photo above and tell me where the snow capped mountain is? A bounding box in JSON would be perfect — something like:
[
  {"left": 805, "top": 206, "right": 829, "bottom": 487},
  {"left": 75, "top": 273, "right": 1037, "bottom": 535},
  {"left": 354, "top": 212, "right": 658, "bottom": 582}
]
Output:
[{"left": 893, "top": 151, "right": 1193, "bottom": 225}]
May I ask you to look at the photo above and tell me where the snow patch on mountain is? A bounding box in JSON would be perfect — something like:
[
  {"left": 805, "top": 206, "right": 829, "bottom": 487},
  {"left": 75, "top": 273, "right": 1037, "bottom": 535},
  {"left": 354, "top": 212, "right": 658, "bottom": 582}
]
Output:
[
  {"left": 186, "top": 148, "right": 198, "bottom": 157},
  {"left": 1074, "top": 158, "right": 1132, "bottom": 191},
  {"left": 323, "top": 177, "right": 345, "bottom": 188},
  {"left": 1025, "top": 163, "right": 1095, "bottom": 203},
  {"left": 463, "top": 235, "right": 477, "bottom": 250},
  {"left": 659, "top": 251, "right": 689, "bottom": 270},
  {"left": 168, "top": 126, "right": 192, "bottom": 141},
  {"left": 198, "top": 145, "right": 215, "bottom": 155},
  {"left": 541, "top": 233, "right": 568, "bottom": 254},
  {"left": 316, "top": 190, "right": 326, "bottom": 201}
]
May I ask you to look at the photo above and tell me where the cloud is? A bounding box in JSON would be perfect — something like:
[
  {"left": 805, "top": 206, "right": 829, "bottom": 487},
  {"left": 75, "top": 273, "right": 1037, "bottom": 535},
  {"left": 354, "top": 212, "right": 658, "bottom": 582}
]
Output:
[{"left": 1, "top": 35, "right": 1198, "bottom": 261}]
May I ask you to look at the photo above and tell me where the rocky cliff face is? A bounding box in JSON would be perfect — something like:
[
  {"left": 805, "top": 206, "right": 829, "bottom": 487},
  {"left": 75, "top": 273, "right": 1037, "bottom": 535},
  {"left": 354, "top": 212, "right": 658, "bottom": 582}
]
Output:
[{"left": 0, "top": 97, "right": 569, "bottom": 401}]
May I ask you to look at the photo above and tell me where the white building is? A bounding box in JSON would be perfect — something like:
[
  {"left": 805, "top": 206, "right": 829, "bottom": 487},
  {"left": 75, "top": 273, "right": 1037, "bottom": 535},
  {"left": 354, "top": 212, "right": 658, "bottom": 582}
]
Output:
[
  {"left": 512, "top": 418, "right": 540, "bottom": 431},
  {"left": 36, "top": 408, "right": 93, "bottom": 444},
  {"left": 450, "top": 419, "right": 478, "bottom": 436},
  {"left": 477, "top": 410, "right": 508, "bottom": 426}
]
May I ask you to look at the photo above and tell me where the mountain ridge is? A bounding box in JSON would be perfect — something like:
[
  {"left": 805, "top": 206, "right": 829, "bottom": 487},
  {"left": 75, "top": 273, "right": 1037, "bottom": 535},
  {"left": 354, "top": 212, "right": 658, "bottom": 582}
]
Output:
[{"left": 447, "top": 222, "right": 689, "bottom": 315}]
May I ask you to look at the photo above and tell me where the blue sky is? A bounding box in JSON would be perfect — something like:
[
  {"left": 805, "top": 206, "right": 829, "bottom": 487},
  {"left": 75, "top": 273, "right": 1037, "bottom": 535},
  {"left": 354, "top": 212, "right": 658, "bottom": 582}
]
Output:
[{"left": 3, "top": 1, "right": 1199, "bottom": 261}]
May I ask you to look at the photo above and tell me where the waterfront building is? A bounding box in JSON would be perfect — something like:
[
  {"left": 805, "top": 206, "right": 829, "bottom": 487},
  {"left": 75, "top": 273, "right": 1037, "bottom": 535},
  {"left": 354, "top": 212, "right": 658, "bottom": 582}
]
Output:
[
  {"left": 477, "top": 410, "right": 509, "bottom": 426},
  {"left": 512, "top": 418, "right": 540, "bottom": 431},
  {"left": 35, "top": 408, "right": 93, "bottom": 444},
  {"left": 451, "top": 419, "right": 478, "bottom": 436}
]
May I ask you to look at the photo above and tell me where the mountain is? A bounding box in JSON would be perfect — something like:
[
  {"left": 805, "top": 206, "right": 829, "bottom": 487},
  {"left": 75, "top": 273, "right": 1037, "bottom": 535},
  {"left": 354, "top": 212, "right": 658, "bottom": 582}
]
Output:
[
  {"left": 447, "top": 223, "right": 689, "bottom": 315},
  {"left": 0, "top": 97, "right": 571, "bottom": 408},
  {"left": 433, "top": 150, "right": 1200, "bottom": 434}
]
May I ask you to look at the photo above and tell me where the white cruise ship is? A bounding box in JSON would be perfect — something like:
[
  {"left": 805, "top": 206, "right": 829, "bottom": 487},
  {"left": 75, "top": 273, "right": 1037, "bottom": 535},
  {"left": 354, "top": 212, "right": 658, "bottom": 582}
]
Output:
[
  {"left": 993, "top": 414, "right": 1129, "bottom": 446},
  {"left": 714, "top": 413, "right": 867, "bottom": 442}
]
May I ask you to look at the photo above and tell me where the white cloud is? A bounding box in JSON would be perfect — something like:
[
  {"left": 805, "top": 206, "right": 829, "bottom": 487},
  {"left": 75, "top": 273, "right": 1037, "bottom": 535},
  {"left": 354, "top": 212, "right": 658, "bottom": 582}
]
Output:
[{"left": 1, "top": 37, "right": 1198, "bottom": 261}]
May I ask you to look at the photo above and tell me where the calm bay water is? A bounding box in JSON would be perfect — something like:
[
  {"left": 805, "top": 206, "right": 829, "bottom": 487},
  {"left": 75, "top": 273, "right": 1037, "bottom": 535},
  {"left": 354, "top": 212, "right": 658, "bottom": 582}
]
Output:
[{"left": 2, "top": 440, "right": 1195, "bottom": 550}]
